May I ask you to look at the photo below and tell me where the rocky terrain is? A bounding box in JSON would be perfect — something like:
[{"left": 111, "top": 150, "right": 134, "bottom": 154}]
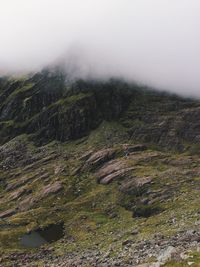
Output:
[{"left": 0, "top": 70, "right": 199, "bottom": 266}]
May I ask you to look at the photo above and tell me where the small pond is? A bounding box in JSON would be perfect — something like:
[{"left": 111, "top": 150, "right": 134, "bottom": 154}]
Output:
[{"left": 20, "top": 222, "right": 64, "bottom": 248}]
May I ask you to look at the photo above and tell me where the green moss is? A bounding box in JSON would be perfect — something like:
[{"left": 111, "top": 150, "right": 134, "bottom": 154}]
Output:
[
  {"left": 0, "top": 120, "right": 14, "bottom": 127},
  {"left": 188, "top": 144, "right": 200, "bottom": 155},
  {"left": 14, "top": 83, "right": 35, "bottom": 94}
]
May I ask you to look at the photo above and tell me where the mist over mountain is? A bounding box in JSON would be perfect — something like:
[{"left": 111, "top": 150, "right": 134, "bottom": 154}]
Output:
[
  {"left": 1, "top": 2, "right": 200, "bottom": 265},
  {"left": 0, "top": 0, "right": 200, "bottom": 97}
]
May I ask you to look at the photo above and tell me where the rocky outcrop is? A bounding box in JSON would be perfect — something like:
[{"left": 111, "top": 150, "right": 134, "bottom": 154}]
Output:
[
  {"left": 18, "top": 182, "right": 63, "bottom": 212},
  {"left": 18, "top": 195, "right": 35, "bottom": 212},
  {"left": 119, "top": 176, "right": 153, "bottom": 194},
  {"left": 0, "top": 75, "right": 132, "bottom": 145},
  {"left": 39, "top": 181, "right": 63, "bottom": 199},
  {"left": 122, "top": 144, "right": 147, "bottom": 154},
  {"left": 8, "top": 187, "right": 28, "bottom": 201},
  {"left": 0, "top": 208, "right": 16, "bottom": 218},
  {"left": 82, "top": 148, "right": 116, "bottom": 171},
  {"left": 1, "top": 71, "right": 200, "bottom": 149},
  {"left": 95, "top": 159, "right": 133, "bottom": 184}
]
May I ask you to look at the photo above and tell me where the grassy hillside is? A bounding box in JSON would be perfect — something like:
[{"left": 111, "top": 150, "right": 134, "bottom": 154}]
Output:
[{"left": 0, "top": 72, "right": 199, "bottom": 266}]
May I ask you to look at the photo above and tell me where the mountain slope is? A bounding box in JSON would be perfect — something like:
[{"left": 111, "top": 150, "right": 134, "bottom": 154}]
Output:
[{"left": 0, "top": 71, "right": 200, "bottom": 266}]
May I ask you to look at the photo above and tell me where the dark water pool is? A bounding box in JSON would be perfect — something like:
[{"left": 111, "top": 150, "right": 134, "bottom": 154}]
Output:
[{"left": 20, "top": 222, "right": 64, "bottom": 248}]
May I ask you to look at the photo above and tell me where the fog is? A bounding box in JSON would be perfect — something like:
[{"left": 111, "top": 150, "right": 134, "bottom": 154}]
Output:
[{"left": 0, "top": 0, "right": 200, "bottom": 97}]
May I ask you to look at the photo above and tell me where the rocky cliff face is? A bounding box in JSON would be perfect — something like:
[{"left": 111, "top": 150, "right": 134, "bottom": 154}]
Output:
[
  {"left": 0, "top": 71, "right": 199, "bottom": 266},
  {"left": 0, "top": 73, "right": 132, "bottom": 145},
  {"left": 1, "top": 71, "right": 200, "bottom": 149}
]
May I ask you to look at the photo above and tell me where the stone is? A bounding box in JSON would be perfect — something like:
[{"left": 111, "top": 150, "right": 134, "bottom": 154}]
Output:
[
  {"left": 122, "top": 240, "right": 133, "bottom": 246},
  {"left": 40, "top": 181, "right": 63, "bottom": 199},
  {"left": 18, "top": 196, "right": 35, "bottom": 211},
  {"left": 123, "top": 144, "right": 147, "bottom": 154},
  {"left": 79, "top": 150, "right": 94, "bottom": 161},
  {"left": 54, "top": 165, "right": 65, "bottom": 175},
  {"left": 0, "top": 208, "right": 16, "bottom": 218},
  {"left": 84, "top": 148, "right": 116, "bottom": 170},
  {"left": 95, "top": 159, "right": 134, "bottom": 184},
  {"left": 157, "top": 246, "right": 177, "bottom": 263},
  {"left": 131, "top": 229, "right": 139, "bottom": 235},
  {"left": 180, "top": 252, "right": 190, "bottom": 260},
  {"left": 100, "top": 168, "right": 134, "bottom": 185},
  {"left": 119, "top": 176, "right": 153, "bottom": 194},
  {"left": 8, "top": 187, "right": 27, "bottom": 201},
  {"left": 187, "top": 262, "right": 195, "bottom": 266}
]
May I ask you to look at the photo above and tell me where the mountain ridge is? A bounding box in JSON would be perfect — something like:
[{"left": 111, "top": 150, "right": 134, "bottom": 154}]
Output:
[{"left": 0, "top": 71, "right": 200, "bottom": 150}]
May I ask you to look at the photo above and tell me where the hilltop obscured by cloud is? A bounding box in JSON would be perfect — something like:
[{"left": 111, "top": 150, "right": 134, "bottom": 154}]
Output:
[{"left": 0, "top": 0, "right": 200, "bottom": 97}]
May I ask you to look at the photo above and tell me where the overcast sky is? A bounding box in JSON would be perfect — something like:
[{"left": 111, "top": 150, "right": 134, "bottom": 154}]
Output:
[{"left": 0, "top": 0, "right": 200, "bottom": 97}]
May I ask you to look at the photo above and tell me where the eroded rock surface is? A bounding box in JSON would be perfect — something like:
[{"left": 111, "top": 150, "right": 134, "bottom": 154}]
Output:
[
  {"left": 40, "top": 181, "right": 63, "bottom": 199},
  {"left": 119, "top": 176, "right": 153, "bottom": 194},
  {"left": 95, "top": 159, "right": 133, "bottom": 184},
  {"left": 83, "top": 148, "right": 116, "bottom": 171}
]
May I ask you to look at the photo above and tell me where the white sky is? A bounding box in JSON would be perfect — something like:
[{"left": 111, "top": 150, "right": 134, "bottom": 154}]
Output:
[{"left": 0, "top": 0, "right": 200, "bottom": 97}]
